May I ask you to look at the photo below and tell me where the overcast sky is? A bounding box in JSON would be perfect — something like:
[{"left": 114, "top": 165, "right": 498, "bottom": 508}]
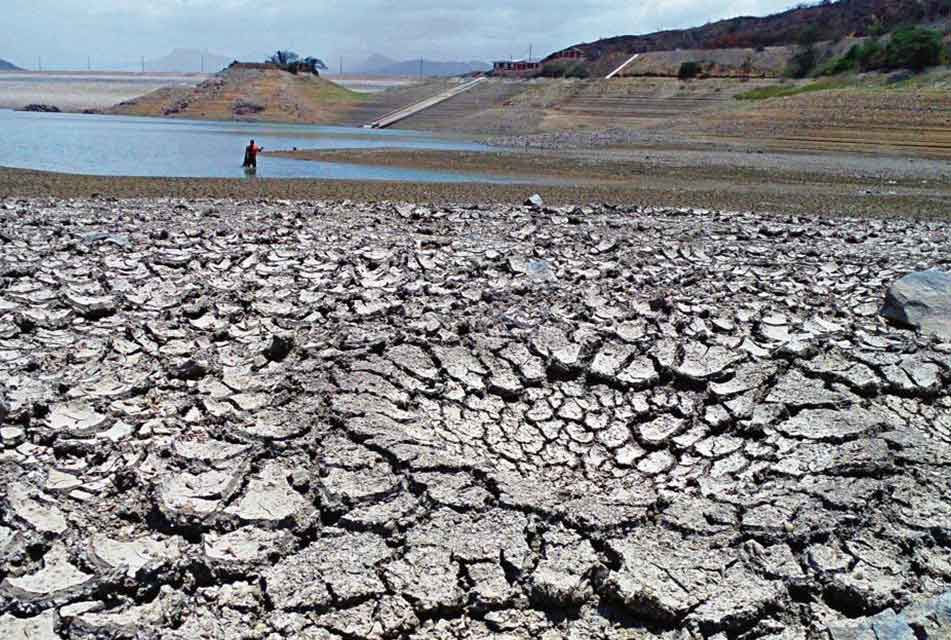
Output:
[{"left": 6, "top": 0, "right": 798, "bottom": 69}]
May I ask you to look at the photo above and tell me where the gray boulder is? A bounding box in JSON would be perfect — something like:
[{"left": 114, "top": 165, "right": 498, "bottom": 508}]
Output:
[{"left": 880, "top": 270, "right": 951, "bottom": 340}]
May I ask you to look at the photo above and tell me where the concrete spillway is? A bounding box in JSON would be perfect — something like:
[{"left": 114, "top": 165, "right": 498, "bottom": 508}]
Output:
[
  {"left": 605, "top": 53, "right": 641, "bottom": 79},
  {"left": 365, "top": 76, "right": 486, "bottom": 128}
]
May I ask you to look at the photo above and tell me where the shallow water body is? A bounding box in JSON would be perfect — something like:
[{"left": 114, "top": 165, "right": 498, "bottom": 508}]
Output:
[{"left": 2, "top": 109, "right": 524, "bottom": 183}]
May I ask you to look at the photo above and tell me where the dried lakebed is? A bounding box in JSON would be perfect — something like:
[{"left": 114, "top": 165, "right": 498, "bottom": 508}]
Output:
[{"left": 0, "top": 198, "right": 950, "bottom": 640}]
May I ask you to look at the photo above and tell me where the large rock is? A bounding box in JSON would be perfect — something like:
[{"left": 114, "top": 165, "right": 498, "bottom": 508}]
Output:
[
  {"left": 827, "top": 591, "right": 951, "bottom": 639},
  {"left": 881, "top": 270, "right": 951, "bottom": 340}
]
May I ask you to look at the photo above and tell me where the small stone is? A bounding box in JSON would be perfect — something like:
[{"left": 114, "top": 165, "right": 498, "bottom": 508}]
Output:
[{"left": 525, "top": 194, "right": 544, "bottom": 208}]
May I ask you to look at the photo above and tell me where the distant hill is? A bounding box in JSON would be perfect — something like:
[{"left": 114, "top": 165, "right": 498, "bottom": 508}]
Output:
[
  {"left": 351, "top": 54, "right": 490, "bottom": 77},
  {"left": 0, "top": 59, "right": 22, "bottom": 71},
  {"left": 553, "top": 0, "right": 951, "bottom": 61},
  {"left": 105, "top": 63, "right": 365, "bottom": 124},
  {"left": 355, "top": 54, "right": 397, "bottom": 72},
  {"left": 146, "top": 49, "right": 232, "bottom": 73}
]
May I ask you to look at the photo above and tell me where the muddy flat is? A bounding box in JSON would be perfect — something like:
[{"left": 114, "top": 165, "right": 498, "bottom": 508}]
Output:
[{"left": 3, "top": 162, "right": 950, "bottom": 220}]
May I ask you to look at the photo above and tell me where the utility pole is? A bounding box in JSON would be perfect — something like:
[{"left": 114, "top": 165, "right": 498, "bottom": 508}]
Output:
[
  {"left": 419, "top": 58, "right": 423, "bottom": 78},
  {"left": 339, "top": 56, "right": 343, "bottom": 76},
  {"left": 87, "top": 56, "right": 91, "bottom": 71},
  {"left": 141, "top": 56, "right": 145, "bottom": 73},
  {"left": 529, "top": 44, "right": 533, "bottom": 62},
  {"left": 38, "top": 56, "right": 42, "bottom": 72},
  {"left": 201, "top": 54, "right": 204, "bottom": 73}
]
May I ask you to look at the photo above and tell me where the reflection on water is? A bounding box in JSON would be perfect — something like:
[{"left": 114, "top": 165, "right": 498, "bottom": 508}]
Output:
[{"left": 1, "top": 109, "right": 512, "bottom": 183}]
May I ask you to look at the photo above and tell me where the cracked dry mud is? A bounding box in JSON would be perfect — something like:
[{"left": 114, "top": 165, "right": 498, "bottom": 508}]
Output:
[{"left": 1, "top": 197, "right": 950, "bottom": 640}]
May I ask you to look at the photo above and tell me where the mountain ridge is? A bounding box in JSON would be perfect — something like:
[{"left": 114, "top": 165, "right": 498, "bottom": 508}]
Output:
[
  {"left": 552, "top": 0, "right": 951, "bottom": 61},
  {"left": 0, "top": 58, "right": 23, "bottom": 71}
]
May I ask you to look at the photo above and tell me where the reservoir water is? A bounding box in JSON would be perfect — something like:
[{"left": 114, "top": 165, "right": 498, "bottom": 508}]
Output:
[{"left": 1, "top": 109, "right": 517, "bottom": 183}]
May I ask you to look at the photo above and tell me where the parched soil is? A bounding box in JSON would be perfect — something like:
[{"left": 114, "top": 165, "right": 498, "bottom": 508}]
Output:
[{"left": 0, "top": 197, "right": 949, "bottom": 639}]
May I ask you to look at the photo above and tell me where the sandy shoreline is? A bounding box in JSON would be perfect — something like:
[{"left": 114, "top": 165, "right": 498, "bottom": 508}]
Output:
[
  {"left": 268, "top": 146, "right": 951, "bottom": 184},
  {"left": 3, "top": 165, "right": 951, "bottom": 220}
]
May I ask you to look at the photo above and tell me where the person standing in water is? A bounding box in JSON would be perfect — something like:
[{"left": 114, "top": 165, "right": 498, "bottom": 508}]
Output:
[{"left": 243, "top": 139, "right": 263, "bottom": 169}]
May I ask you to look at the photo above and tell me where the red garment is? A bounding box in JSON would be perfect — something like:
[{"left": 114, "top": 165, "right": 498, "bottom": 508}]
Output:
[{"left": 243, "top": 143, "right": 263, "bottom": 168}]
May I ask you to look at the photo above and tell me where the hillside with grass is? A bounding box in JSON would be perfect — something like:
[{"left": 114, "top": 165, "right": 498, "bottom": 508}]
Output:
[{"left": 105, "top": 63, "right": 366, "bottom": 124}]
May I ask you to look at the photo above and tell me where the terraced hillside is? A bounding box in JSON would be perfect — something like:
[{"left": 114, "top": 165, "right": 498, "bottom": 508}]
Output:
[
  {"left": 686, "top": 82, "right": 951, "bottom": 159},
  {"left": 384, "top": 78, "right": 777, "bottom": 135},
  {"left": 546, "top": 78, "right": 775, "bottom": 130}
]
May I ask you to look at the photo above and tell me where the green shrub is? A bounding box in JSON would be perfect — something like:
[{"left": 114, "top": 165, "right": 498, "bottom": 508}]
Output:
[
  {"left": 735, "top": 80, "right": 849, "bottom": 100},
  {"left": 785, "top": 45, "right": 818, "bottom": 78},
  {"left": 867, "top": 20, "right": 885, "bottom": 37},
  {"left": 540, "top": 60, "right": 589, "bottom": 78},
  {"left": 816, "top": 44, "right": 864, "bottom": 76},
  {"left": 816, "top": 50, "right": 857, "bottom": 76},
  {"left": 885, "top": 26, "right": 944, "bottom": 70},
  {"left": 565, "top": 62, "right": 590, "bottom": 79},
  {"left": 822, "top": 29, "right": 944, "bottom": 75},
  {"left": 678, "top": 61, "right": 702, "bottom": 79},
  {"left": 539, "top": 60, "right": 569, "bottom": 77},
  {"left": 855, "top": 39, "right": 886, "bottom": 70}
]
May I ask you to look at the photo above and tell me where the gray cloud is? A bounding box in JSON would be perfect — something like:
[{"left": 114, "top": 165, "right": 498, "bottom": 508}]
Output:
[{"left": 6, "top": 0, "right": 796, "bottom": 70}]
